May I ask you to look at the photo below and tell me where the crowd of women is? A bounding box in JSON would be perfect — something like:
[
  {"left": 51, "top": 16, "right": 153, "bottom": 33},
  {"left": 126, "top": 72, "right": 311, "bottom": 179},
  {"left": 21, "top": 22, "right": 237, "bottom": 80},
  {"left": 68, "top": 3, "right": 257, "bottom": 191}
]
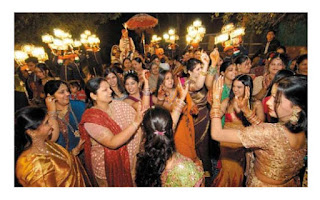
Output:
[{"left": 14, "top": 39, "right": 308, "bottom": 187}]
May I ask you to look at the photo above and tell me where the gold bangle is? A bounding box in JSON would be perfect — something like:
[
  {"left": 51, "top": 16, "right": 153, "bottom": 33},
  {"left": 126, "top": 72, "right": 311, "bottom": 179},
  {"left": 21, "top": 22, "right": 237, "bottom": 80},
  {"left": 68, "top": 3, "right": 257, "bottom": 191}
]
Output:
[
  {"left": 245, "top": 111, "right": 261, "bottom": 125},
  {"left": 210, "top": 110, "right": 221, "bottom": 119},
  {"left": 200, "top": 71, "right": 207, "bottom": 76}
]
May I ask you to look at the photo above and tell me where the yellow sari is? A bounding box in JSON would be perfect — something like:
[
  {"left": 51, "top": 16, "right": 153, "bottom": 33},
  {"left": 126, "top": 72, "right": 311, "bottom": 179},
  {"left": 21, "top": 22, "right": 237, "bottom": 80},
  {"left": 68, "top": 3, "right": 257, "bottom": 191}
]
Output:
[{"left": 16, "top": 141, "right": 90, "bottom": 187}]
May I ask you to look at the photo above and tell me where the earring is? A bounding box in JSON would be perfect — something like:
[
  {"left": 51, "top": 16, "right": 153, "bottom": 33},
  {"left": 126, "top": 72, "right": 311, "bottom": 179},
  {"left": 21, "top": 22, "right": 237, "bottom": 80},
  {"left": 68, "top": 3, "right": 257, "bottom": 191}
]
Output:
[{"left": 289, "top": 108, "right": 299, "bottom": 125}]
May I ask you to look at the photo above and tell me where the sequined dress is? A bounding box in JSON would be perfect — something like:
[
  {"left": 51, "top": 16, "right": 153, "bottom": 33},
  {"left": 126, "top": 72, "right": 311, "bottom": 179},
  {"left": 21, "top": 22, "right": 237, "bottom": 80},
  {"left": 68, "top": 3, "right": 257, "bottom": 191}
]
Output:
[
  {"left": 161, "top": 153, "right": 204, "bottom": 187},
  {"left": 238, "top": 123, "right": 307, "bottom": 187}
]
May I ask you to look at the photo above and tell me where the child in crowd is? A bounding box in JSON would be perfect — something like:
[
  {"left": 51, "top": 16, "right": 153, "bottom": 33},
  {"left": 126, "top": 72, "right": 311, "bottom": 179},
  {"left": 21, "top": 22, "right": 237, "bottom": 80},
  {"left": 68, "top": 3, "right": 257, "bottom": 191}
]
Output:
[{"left": 69, "top": 80, "right": 86, "bottom": 102}]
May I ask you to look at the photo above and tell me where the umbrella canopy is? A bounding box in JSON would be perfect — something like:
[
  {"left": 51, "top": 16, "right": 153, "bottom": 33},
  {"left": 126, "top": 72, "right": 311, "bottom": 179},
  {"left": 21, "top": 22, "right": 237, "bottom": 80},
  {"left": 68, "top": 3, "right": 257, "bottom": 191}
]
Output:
[{"left": 125, "top": 14, "right": 158, "bottom": 30}]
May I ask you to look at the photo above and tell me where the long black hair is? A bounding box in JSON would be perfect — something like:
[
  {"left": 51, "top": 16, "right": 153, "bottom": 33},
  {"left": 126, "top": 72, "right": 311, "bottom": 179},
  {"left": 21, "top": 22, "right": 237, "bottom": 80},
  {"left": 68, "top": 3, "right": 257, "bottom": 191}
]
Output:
[
  {"left": 135, "top": 106, "right": 175, "bottom": 187},
  {"left": 275, "top": 75, "right": 307, "bottom": 133},
  {"left": 104, "top": 67, "right": 126, "bottom": 97},
  {"left": 228, "top": 74, "right": 253, "bottom": 127},
  {"left": 154, "top": 70, "right": 175, "bottom": 97}
]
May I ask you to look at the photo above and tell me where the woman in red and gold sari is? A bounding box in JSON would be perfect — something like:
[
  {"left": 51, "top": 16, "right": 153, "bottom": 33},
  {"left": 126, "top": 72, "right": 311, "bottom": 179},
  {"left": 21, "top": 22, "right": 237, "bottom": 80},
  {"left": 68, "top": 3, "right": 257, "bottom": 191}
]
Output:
[
  {"left": 79, "top": 77, "right": 146, "bottom": 187},
  {"left": 211, "top": 74, "right": 264, "bottom": 187}
]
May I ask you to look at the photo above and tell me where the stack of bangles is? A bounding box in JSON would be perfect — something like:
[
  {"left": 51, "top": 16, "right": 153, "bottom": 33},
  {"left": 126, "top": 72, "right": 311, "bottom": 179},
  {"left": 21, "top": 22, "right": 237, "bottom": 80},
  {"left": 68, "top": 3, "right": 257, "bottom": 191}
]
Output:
[
  {"left": 208, "top": 66, "right": 217, "bottom": 75},
  {"left": 244, "top": 111, "right": 262, "bottom": 125},
  {"left": 142, "top": 87, "right": 151, "bottom": 96},
  {"left": 173, "top": 99, "right": 186, "bottom": 113},
  {"left": 48, "top": 111, "right": 57, "bottom": 119},
  {"left": 210, "top": 105, "right": 221, "bottom": 119}
]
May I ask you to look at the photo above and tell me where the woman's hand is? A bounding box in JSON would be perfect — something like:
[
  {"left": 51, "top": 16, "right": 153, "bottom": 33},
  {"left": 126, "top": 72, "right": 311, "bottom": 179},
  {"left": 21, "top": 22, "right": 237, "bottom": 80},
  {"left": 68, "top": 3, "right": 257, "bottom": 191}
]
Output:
[
  {"left": 142, "top": 70, "right": 150, "bottom": 83},
  {"left": 177, "top": 78, "right": 189, "bottom": 101},
  {"left": 262, "top": 74, "right": 271, "bottom": 89},
  {"left": 200, "top": 51, "right": 210, "bottom": 66},
  {"left": 134, "top": 101, "right": 147, "bottom": 124},
  {"left": 235, "top": 86, "right": 251, "bottom": 113},
  {"left": 233, "top": 98, "right": 241, "bottom": 113},
  {"left": 212, "top": 76, "right": 224, "bottom": 105},
  {"left": 157, "top": 85, "right": 167, "bottom": 100},
  {"left": 45, "top": 94, "right": 56, "bottom": 112},
  {"left": 72, "top": 138, "right": 85, "bottom": 156},
  {"left": 210, "top": 48, "right": 220, "bottom": 64}
]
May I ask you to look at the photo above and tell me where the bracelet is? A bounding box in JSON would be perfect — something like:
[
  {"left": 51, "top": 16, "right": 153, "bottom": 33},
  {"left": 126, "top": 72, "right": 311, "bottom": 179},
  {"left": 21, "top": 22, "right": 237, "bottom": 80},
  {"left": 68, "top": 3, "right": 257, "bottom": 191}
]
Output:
[
  {"left": 244, "top": 111, "right": 262, "bottom": 125},
  {"left": 208, "top": 66, "right": 217, "bottom": 75},
  {"left": 172, "top": 99, "right": 186, "bottom": 113},
  {"left": 142, "top": 88, "right": 151, "bottom": 96},
  {"left": 200, "top": 71, "right": 207, "bottom": 76},
  {"left": 210, "top": 108, "right": 221, "bottom": 119},
  {"left": 131, "top": 121, "right": 139, "bottom": 130},
  {"left": 244, "top": 111, "right": 255, "bottom": 119},
  {"left": 211, "top": 104, "right": 221, "bottom": 109},
  {"left": 48, "top": 111, "right": 57, "bottom": 118}
]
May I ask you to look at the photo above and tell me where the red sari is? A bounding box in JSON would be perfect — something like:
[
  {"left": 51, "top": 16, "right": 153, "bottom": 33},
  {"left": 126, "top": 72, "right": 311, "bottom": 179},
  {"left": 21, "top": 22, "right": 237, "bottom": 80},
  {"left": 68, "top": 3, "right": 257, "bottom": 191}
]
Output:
[{"left": 79, "top": 108, "right": 133, "bottom": 187}]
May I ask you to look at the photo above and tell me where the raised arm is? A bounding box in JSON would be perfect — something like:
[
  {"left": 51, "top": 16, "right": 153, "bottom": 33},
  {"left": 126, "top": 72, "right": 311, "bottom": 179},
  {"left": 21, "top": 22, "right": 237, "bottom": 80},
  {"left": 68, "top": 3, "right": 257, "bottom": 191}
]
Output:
[
  {"left": 189, "top": 52, "right": 210, "bottom": 92},
  {"left": 171, "top": 78, "right": 189, "bottom": 131},
  {"left": 141, "top": 70, "right": 151, "bottom": 110},
  {"left": 210, "top": 76, "right": 242, "bottom": 143},
  {"left": 205, "top": 48, "right": 220, "bottom": 89}
]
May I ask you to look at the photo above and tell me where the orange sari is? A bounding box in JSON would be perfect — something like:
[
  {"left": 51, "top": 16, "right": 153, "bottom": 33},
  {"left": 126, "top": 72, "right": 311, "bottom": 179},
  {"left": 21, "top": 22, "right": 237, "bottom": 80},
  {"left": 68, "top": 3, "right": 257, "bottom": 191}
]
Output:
[{"left": 174, "top": 93, "right": 198, "bottom": 162}]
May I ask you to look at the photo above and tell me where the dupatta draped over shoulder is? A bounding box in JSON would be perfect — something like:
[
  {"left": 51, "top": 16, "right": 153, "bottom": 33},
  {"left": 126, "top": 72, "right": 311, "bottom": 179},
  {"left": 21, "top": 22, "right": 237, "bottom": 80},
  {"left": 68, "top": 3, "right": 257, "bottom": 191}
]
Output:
[{"left": 79, "top": 108, "right": 133, "bottom": 187}]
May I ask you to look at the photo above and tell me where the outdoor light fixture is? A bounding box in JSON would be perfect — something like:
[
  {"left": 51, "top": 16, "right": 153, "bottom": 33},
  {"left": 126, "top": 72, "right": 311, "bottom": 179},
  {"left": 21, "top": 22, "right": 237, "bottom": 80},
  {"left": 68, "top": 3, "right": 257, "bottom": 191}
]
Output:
[
  {"left": 31, "top": 47, "right": 48, "bottom": 62},
  {"left": 15, "top": 44, "right": 48, "bottom": 66},
  {"left": 151, "top": 35, "right": 162, "bottom": 43},
  {"left": 14, "top": 50, "right": 29, "bottom": 66},
  {"left": 43, "top": 28, "right": 77, "bottom": 56},
  {"left": 21, "top": 44, "right": 34, "bottom": 55},
  {"left": 214, "top": 23, "right": 245, "bottom": 46},
  {"left": 186, "top": 20, "right": 206, "bottom": 47},
  {"left": 163, "top": 28, "right": 179, "bottom": 44}
]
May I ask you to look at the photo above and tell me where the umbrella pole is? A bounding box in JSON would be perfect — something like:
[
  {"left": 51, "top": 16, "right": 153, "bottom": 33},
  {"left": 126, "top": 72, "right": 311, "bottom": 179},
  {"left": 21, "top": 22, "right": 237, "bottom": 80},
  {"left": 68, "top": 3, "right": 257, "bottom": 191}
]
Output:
[{"left": 142, "top": 32, "right": 146, "bottom": 55}]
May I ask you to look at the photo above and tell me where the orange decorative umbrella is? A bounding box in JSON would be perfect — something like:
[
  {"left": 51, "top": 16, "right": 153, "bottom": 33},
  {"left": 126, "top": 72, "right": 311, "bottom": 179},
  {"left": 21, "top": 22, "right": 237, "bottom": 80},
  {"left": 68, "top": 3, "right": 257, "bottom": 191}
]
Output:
[
  {"left": 124, "top": 14, "right": 158, "bottom": 54},
  {"left": 124, "top": 14, "right": 158, "bottom": 30}
]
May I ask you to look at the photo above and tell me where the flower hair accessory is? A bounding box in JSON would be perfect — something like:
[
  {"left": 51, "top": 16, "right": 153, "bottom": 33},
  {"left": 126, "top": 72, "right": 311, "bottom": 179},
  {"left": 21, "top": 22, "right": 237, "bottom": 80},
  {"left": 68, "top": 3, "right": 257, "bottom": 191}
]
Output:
[{"left": 154, "top": 130, "right": 166, "bottom": 136}]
